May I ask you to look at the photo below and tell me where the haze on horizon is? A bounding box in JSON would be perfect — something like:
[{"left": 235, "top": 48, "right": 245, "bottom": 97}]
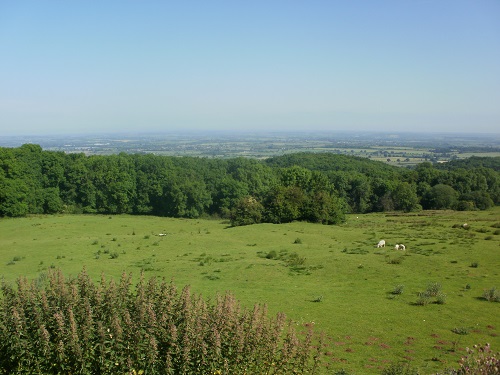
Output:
[{"left": 1, "top": 1, "right": 499, "bottom": 136}]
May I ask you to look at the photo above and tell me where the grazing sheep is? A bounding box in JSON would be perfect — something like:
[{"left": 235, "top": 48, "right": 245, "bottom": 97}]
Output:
[
  {"left": 462, "top": 223, "right": 469, "bottom": 229},
  {"left": 400, "top": 244, "right": 406, "bottom": 250},
  {"left": 377, "top": 240, "right": 386, "bottom": 248},
  {"left": 394, "top": 244, "right": 400, "bottom": 250},
  {"left": 158, "top": 233, "right": 167, "bottom": 236}
]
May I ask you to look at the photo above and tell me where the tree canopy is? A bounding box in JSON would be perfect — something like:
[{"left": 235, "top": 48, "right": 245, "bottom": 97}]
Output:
[{"left": 0, "top": 146, "right": 498, "bottom": 224}]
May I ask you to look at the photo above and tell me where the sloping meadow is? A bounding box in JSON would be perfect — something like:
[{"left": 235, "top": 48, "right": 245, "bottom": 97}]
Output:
[{"left": 0, "top": 208, "right": 499, "bottom": 374}]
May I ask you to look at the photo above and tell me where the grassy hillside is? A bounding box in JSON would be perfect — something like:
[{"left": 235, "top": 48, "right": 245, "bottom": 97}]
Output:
[{"left": 1, "top": 209, "right": 499, "bottom": 374}]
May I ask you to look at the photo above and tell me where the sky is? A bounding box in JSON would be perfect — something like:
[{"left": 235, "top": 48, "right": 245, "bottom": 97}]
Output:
[{"left": 0, "top": 0, "right": 499, "bottom": 136}]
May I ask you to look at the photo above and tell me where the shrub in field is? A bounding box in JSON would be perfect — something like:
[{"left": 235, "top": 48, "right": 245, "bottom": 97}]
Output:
[
  {"left": 0, "top": 268, "right": 322, "bottom": 374},
  {"left": 439, "top": 343, "right": 500, "bottom": 374},
  {"left": 414, "top": 282, "right": 445, "bottom": 305},
  {"left": 391, "top": 285, "right": 405, "bottom": 295},
  {"left": 435, "top": 292, "right": 447, "bottom": 305},
  {"left": 452, "top": 327, "right": 469, "bottom": 335},
  {"left": 415, "top": 294, "right": 432, "bottom": 306},
  {"left": 380, "top": 362, "right": 420, "bottom": 374},
  {"left": 482, "top": 287, "right": 500, "bottom": 302},
  {"left": 266, "top": 250, "right": 278, "bottom": 259},
  {"left": 387, "top": 256, "right": 404, "bottom": 265},
  {"left": 311, "top": 295, "right": 323, "bottom": 303},
  {"left": 425, "top": 282, "right": 442, "bottom": 297}
]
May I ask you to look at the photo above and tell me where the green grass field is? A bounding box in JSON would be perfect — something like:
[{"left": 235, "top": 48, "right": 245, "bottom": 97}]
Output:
[{"left": 1, "top": 209, "right": 499, "bottom": 374}]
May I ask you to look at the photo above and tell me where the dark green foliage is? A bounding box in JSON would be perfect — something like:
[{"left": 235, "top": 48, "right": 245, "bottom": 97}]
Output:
[
  {"left": 422, "top": 184, "right": 458, "bottom": 209},
  {"left": 436, "top": 156, "right": 500, "bottom": 171},
  {"left": 0, "top": 269, "right": 322, "bottom": 374},
  {"left": 0, "top": 178, "right": 29, "bottom": 217},
  {"left": 229, "top": 196, "right": 264, "bottom": 226},
  {"left": 391, "top": 182, "right": 421, "bottom": 212},
  {"left": 0, "top": 145, "right": 498, "bottom": 219}
]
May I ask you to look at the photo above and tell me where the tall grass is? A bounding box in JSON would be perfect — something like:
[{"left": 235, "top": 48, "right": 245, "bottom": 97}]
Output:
[{"left": 0, "top": 268, "right": 322, "bottom": 374}]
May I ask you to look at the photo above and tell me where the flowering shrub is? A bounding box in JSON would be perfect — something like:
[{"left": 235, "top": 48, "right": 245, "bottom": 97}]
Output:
[
  {"left": 0, "top": 268, "right": 322, "bottom": 374},
  {"left": 456, "top": 344, "right": 499, "bottom": 374}
]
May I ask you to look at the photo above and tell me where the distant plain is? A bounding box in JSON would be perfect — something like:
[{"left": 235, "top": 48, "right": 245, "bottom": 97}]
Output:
[{"left": 1, "top": 132, "right": 499, "bottom": 166}]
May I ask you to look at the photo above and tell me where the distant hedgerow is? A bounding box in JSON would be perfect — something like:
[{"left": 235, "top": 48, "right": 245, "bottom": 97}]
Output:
[{"left": 0, "top": 268, "right": 323, "bottom": 374}]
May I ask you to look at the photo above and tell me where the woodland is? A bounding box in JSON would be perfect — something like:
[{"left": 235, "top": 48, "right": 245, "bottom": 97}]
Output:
[{"left": 1, "top": 144, "right": 499, "bottom": 223}]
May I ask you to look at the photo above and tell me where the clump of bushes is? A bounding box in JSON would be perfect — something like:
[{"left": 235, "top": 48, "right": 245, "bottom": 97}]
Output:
[
  {"left": 453, "top": 343, "right": 499, "bottom": 374},
  {"left": 0, "top": 268, "right": 322, "bottom": 374},
  {"left": 451, "top": 327, "right": 469, "bottom": 335},
  {"left": 387, "top": 256, "right": 404, "bottom": 265},
  {"left": 440, "top": 344, "right": 500, "bottom": 374},
  {"left": 266, "top": 250, "right": 278, "bottom": 259},
  {"left": 381, "top": 362, "right": 420, "bottom": 375},
  {"left": 415, "top": 282, "right": 446, "bottom": 305},
  {"left": 391, "top": 285, "right": 405, "bottom": 295},
  {"left": 482, "top": 287, "right": 500, "bottom": 302}
]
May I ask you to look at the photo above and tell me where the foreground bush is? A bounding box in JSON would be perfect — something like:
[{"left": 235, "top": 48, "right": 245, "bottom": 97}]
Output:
[
  {"left": 0, "top": 269, "right": 322, "bottom": 374},
  {"left": 438, "top": 343, "right": 499, "bottom": 374}
]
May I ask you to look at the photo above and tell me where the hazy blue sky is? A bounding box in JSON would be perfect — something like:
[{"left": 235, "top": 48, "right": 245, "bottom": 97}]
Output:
[{"left": 1, "top": 1, "right": 499, "bottom": 135}]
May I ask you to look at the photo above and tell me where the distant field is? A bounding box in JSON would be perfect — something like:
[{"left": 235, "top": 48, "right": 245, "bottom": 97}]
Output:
[
  {"left": 3, "top": 132, "right": 499, "bottom": 166},
  {"left": 1, "top": 209, "right": 499, "bottom": 374}
]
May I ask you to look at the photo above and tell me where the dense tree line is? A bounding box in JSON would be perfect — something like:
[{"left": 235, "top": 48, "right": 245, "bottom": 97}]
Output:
[{"left": 1, "top": 146, "right": 498, "bottom": 224}]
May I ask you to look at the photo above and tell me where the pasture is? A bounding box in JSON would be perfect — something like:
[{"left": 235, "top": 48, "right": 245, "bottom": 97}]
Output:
[{"left": 1, "top": 209, "right": 499, "bottom": 374}]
